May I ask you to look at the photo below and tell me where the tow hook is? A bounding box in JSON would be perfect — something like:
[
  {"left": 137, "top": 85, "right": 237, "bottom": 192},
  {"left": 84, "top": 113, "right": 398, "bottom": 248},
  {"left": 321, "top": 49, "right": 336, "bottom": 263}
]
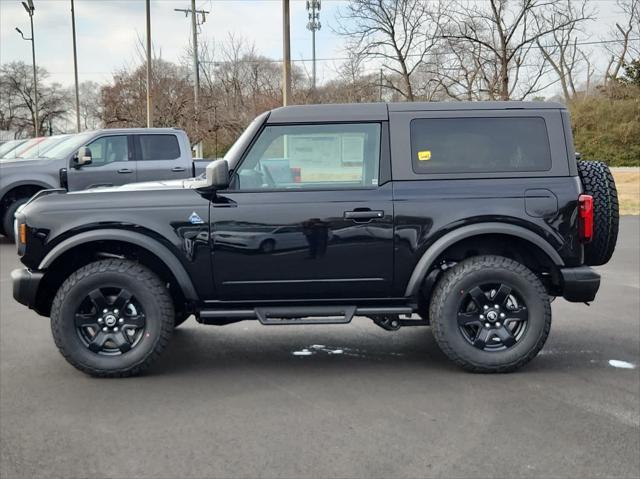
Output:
[{"left": 372, "top": 315, "right": 402, "bottom": 331}]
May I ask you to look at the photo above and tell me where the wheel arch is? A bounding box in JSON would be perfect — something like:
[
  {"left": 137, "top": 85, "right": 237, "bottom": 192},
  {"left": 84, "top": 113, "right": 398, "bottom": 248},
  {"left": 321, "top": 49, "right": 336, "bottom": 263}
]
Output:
[
  {"left": 35, "top": 230, "right": 199, "bottom": 316},
  {"left": 1, "top": 182, "right": 51, "bottom": 213},
  {"left": 405, "top": 222, "right": 565, "bottom": 298}
]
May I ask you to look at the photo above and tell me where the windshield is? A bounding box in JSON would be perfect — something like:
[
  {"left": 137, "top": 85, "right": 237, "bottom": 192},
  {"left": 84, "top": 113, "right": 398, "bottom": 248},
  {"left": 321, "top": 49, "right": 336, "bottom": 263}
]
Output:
[
  {"left": 2, "top": 138, "right": 44, "bottom": 159},
  {"left": 1, "top": 135, "right": 70, "bottom": 160},
  {"left": 41, "top": 132, "right": 95, "bottom": 159},
  {"left": 223, "top": 112, "right": 269, "bottom": 169},
  {"left": 0, "top": 139, "right": 27, "bottom": 158}
]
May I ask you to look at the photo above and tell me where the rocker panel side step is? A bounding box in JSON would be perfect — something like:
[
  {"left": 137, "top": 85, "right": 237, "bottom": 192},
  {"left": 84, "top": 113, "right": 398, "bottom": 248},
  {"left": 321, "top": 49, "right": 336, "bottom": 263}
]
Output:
[
  {"left": 198, "top": 305, "right": 415, "bottom": 325},
  {"left": 256, "top": 306, "right": 356, "bottom": 325}
]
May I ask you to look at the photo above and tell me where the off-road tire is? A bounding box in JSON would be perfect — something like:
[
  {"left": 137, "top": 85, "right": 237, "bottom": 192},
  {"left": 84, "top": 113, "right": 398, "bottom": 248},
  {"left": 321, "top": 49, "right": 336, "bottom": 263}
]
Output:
[
  {"left": 2, "top": 198, "right": 29, "bottom": 242},
  {"left": 51, "top": 259, "right": 174, "bottom": 377},
  {"left": 577, "top": 160, "right": 619, "bottom": 266},
  {"left": 429, "top": 255, "right": 551, "bottom": 373}
]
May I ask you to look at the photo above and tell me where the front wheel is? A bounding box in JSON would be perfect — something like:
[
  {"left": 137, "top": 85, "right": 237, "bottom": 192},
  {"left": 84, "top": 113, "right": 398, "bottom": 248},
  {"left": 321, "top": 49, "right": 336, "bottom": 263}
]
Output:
[
  {"left": 2, "top": 198, "right": 29, "bottom": 242},
  {"left": 429, "top": 255, "right": 551, "bottom": 373},
  {"left": 50, "top": 259, "right": 174, "bottom": 377}
]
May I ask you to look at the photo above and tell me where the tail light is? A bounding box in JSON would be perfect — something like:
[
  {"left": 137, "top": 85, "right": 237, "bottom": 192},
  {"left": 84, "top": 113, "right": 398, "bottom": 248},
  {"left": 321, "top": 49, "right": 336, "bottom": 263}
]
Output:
[{"left": 578, "top": 194, "right": 593, "bottom": 243}]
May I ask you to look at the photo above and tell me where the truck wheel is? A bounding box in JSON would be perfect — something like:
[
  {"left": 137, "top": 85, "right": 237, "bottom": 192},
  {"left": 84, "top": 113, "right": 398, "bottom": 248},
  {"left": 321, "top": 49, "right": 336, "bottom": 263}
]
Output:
[
  {"left": 429, "top": 255, "right": 551, "bottom": 373},
  {"left": 2, "top": 198, "right": 29, "bottom": 242},
  {"left": 260, "top": 239, "right": 275, "bottom": 253},
  {"left": 50, "top": 259, "right": 174, "bottom": 377},
  {"left": 577, "top": 160, "right": 619, "bottom": 266}
]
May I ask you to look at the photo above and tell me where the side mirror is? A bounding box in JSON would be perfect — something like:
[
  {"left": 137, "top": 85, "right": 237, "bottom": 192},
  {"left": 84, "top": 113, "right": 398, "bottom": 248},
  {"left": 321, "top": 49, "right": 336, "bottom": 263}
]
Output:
[
  {"left": 73, "top": 147, "right": 92, "bottom": 168},
  {"left": 204, "top": 159, "right": 230, "bottom": 190}
]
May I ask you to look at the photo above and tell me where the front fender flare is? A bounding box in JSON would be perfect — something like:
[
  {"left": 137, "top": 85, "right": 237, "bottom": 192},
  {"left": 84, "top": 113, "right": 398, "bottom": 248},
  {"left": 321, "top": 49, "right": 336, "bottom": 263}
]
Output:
[
  {"left": 39, "top": 229, "right": 199, "bottom": 301},
  {"left": 404, "top": 222, "right": 565, "bottom": 297}
]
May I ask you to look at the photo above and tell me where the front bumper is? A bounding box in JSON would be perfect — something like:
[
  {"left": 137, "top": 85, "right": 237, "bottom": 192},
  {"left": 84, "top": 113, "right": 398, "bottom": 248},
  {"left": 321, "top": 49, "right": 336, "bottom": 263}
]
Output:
[
  {"left": 560, "top": 266, "right": 600, "bottom": 302},
  {"left": 11, "top": 268, "right": 44, "bottom": 310}
]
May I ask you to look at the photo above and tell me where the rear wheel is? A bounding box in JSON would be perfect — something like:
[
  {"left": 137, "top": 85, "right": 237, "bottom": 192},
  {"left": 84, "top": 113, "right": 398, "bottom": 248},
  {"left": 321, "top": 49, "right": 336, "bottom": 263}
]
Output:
[
  {"left": 429, "top": 255, "right": 551, "bottom": 373},
  {"left": 260, "top": 239, "right": 275, "bottom": 253},
  {"left": 577, "top": 160, "right": 619, "bottom": 266},
  {"left": 51, "top": 259, "right": 174, "bottom": 377}
]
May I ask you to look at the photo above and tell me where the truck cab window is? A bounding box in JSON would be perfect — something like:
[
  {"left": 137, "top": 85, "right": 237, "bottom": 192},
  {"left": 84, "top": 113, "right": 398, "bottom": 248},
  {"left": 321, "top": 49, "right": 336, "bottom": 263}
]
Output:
[
  {"left": 85, "top": 136, "right": 129, "bottom": 167},
  {"left": 234, "top": 123, "right": 381, "bottom": 190}
]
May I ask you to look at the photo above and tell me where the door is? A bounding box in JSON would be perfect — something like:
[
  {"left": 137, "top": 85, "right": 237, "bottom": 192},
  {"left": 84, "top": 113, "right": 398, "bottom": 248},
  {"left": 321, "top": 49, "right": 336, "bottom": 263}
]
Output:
[
  {"left": 67, "top": 135, "right": 135, "bottom": 190},
  {"left": 135, "top": 134, "right": 187, "bottom": 182},
  {"left": 210, "top": 122, "right": 394, "bottom": 301}
]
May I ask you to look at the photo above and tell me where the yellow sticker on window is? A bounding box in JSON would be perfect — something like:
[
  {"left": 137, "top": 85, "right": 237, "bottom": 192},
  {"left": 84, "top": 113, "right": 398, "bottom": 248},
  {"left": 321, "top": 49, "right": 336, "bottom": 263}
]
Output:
[{"left": 418, "top": 150, "right": 431, "bottom": 161}]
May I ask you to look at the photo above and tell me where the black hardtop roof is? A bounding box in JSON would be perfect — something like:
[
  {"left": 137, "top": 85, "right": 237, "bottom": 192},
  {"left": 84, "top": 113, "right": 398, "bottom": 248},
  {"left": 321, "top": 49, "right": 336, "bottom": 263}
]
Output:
[{"left": 267, "top": 100, "right": 565, "bottom": 123}]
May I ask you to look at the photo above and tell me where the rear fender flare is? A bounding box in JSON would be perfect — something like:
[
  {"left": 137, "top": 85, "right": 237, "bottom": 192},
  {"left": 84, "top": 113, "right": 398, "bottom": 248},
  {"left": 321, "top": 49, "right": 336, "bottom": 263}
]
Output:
[{"left": 404, "top": 222, "right": 565, "bottom": 297}]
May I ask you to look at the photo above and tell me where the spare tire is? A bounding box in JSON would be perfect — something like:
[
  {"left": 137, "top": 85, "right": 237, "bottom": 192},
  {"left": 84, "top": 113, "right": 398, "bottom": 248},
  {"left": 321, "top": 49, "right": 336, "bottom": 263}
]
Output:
[{"left": 577, "top": 160, "right": 619, "bottom": 266}]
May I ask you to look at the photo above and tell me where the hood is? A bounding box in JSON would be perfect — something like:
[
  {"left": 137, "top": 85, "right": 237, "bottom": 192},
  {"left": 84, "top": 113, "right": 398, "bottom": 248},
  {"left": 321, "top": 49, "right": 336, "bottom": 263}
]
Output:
[{"left": 0, "top": 157, "right": 55, "bottom": 166}]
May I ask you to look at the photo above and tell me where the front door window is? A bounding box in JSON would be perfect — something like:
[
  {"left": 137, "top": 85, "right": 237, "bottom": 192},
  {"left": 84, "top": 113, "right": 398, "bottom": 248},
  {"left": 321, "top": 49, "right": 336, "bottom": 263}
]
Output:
[
  {"left": 85, "top": 136, "right": 129, "bottom": 167},
  {"left": 233, "top": 123, "right": 381, "bottom": 190}
]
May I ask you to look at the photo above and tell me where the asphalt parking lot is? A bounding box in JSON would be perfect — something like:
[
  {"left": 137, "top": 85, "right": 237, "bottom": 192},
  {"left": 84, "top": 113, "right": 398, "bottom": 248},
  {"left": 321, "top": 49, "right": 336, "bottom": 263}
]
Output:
[{"left": 1, "top": 218, "right": 638, "bottom": 479}]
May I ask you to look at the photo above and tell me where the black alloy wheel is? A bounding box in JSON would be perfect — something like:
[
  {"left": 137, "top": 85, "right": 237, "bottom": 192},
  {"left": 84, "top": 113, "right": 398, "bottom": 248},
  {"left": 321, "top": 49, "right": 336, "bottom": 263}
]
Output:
[
  {"left": 457, "top": 283, "right": 529, "bottom": 351},
  {"left": 74, "top": 287, "right": 146, "bottom": 355},
  {"left": 51, "top": 259, "right": 174, "bottom": 377},
  {"left": 429, "top": 255, "right": 551, "bottom": 373}
]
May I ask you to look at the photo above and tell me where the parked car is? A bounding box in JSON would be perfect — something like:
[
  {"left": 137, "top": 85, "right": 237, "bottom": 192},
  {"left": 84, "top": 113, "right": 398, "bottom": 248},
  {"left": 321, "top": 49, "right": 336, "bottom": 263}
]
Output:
[
  {"left": 12, "top": 101, "right": 618, "bottom": 377},
  {"left": 1, "top": 135, "right": 71, "bottom": 160},
  {"left": 0, "top": 128, "right": 209, "bottom": 241},
  {"left": 0, "top": 138, "right": 28, "bottom": 159}
]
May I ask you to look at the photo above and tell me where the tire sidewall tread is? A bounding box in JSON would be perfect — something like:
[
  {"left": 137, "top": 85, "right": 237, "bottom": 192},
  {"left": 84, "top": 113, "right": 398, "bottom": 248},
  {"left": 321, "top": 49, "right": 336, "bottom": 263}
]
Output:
[
  {"left": 577, "top": 160, "right": 619, "bottom": 266},
  {"left": 429, "top": 255, "right": 551, "bottom": 373},
  {"left": 50, "top": 259, "right": 174, "bottom": 377}
]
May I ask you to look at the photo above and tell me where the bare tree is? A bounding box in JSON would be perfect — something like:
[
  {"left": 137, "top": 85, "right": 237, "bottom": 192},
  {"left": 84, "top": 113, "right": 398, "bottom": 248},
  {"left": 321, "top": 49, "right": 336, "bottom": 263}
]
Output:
[
  {"left": 428, "top": 36, "right": 496, "bottom": 100},
  {"left": 315, "top": 52, "right": 380, "bottom": 103},
  {"left": 536, "top": 0, "right": 595, "bottom": 101},
  {"left": 604, "top": 0, "right": 640, "bottom": 83},
  {"left": 68, "top": 81, "right": 102, "bottom": 130},
  {"left": 441, "top": 0, "right": 590, "bottom": 100},
  {"left": 336, "top": 0, "right": 443, "bottom": 101},
  {"left": 0, "top": 62, "right": 69, "bottom": 137},
  {"left": 100, "top": 59, "right": 192, "bottom": 130}
]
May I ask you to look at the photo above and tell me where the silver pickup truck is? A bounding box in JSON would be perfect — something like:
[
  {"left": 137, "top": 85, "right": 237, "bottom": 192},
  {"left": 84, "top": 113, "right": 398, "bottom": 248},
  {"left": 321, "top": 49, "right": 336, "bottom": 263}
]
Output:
[{"left": 0, "top": 128, "right": 208, "bottom": 241}]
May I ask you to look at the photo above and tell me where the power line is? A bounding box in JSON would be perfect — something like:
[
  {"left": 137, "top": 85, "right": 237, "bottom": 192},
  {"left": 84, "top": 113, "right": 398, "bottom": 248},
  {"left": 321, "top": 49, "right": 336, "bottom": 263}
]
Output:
[{"left": 199, "top": 37, "right": 639, "bottom": 65}]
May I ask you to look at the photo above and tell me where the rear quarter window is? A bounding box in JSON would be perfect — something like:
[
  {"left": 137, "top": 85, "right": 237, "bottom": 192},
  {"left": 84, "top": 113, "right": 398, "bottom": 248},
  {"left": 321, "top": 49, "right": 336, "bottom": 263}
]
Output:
[
  {"left": 138, "top": 134, "right": 181, "bottom": 161},
  {"left": 410, "top": 117, "right": 552, "bottom": 174}
]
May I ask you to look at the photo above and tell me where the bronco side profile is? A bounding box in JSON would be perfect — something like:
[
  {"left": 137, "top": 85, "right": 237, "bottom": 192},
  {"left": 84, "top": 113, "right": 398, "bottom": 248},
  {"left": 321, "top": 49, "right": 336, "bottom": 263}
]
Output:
[{"left": 12, "top": 102, "right": 619, "bottom": 377}]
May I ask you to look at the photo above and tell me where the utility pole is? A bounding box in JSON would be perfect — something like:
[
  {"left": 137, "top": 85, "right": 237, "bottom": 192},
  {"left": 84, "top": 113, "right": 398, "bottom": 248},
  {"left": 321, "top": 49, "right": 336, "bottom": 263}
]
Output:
[
  {"left": 379, "top": 68, "right": 383, "bottom": 102},
  {"left": 145, "top": 0, "right": 153, "bottom": 128},
  {"left": 175, "top": 3, "right": 209, "bottom": 156},
  {"left": 282, "top": 0, "right": 292, "bottom": 106},
  {"left": 71, "top": 0, "right": 81, "bottom": 132},
  {"left": 16, "top": 0, "right": 38, "bottom": 136},
  {"left": 190, "top": 0, "right": 199, "bottom": 114},
  {"left": 306, "top": 0, "right": 321, "bottom": 91}
]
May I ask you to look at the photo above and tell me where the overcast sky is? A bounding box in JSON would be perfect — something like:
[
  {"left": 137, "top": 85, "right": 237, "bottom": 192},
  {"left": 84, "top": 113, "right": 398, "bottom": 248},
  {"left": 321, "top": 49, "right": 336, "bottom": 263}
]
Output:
[{"left": 0, "top": 0, "right": 634, "bottom": 95}]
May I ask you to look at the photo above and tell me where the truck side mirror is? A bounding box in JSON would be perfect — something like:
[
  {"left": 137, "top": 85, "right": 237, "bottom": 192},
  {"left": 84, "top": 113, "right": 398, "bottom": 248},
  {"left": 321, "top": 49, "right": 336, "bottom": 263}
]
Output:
[
  {"left": 205, "top": 159, "right": 230, "bottom": 189},
  {"left": 73, "top": 147, "right": 92, "bottom": 168}
]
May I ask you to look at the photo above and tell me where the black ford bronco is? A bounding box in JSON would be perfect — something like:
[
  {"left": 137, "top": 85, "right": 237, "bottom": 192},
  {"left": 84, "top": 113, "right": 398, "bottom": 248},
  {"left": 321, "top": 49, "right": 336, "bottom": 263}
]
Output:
[{"left": 12, "top": 102, "right": 619, "bottom": 377}]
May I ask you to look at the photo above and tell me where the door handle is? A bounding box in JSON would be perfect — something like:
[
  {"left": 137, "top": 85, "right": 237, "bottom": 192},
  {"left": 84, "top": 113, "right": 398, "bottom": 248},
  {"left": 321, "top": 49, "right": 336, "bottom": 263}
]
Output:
[
  {"left": 171, "top": 167, "right": 186, "bottom": 172},
  {"left": 344, "top": 209, "right": 384, "bottom": 222},
  {"left": 117, "top": 168, "right": 133, "bottom": 174}
]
